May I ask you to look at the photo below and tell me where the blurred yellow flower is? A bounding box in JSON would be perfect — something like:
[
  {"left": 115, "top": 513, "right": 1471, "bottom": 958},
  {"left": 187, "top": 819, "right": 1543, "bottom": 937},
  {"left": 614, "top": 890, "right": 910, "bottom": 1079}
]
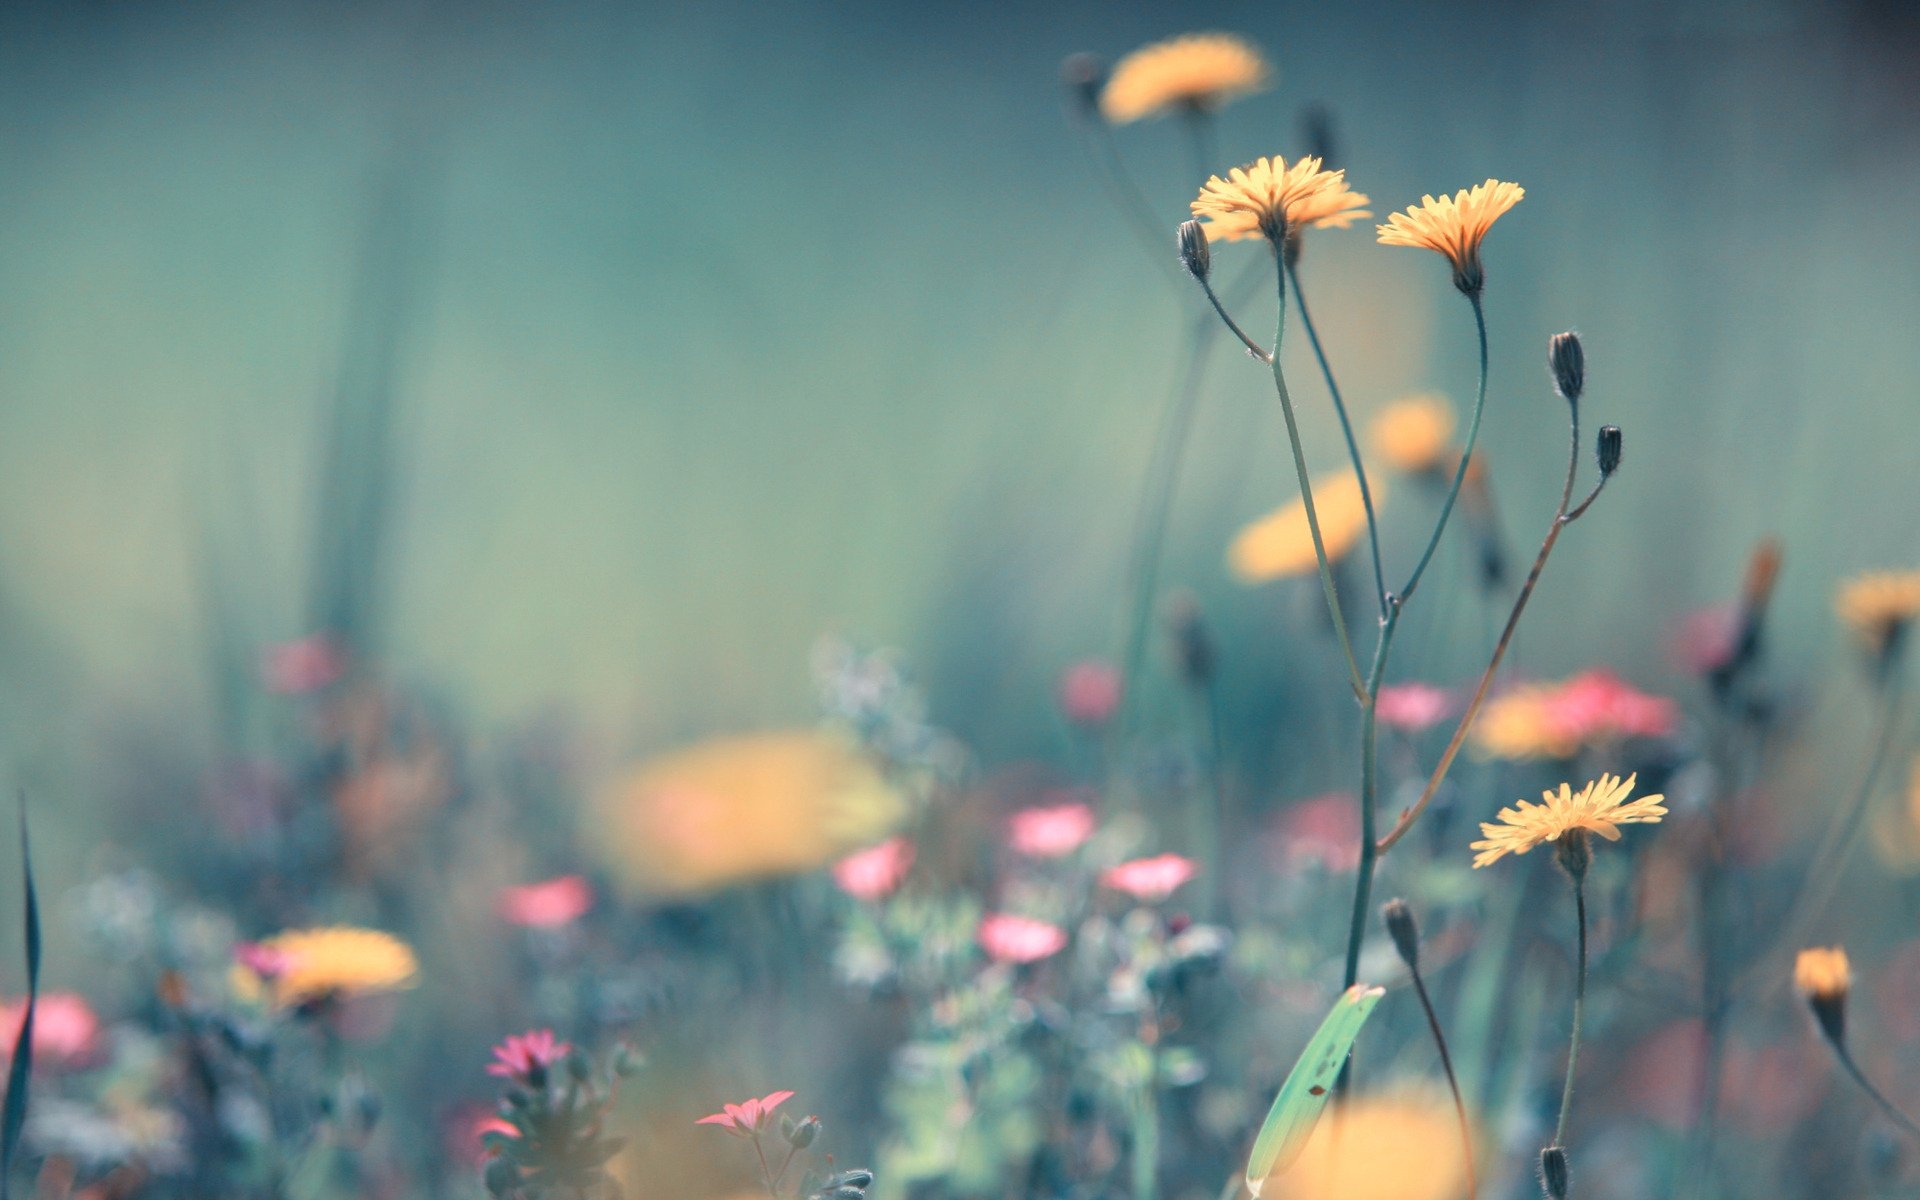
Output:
[
  {"left": 236, "top": 927, "right": 419, "bottom": 1008},
  {"left": 1193, "top": 156, "right": 1371, "bottom": 244},
  {"left": 1368, "top": 394, "right": 1456, "bottom": 474},
  {"left": 1794, "top": 946, "right": 1851, "bottom": 1003},
  {"left": 1254, "top": 1087, "right": 1471, "bottom": 1200},
  {"left": 1099, "top": 33, "right": 1271, "bottom": 124},
  {"left": 592, "top": 731, "right": 904, "bottom": 895},
  {"left": 1873, "top": 756, "right": 1920, "bottom": 871},
  {"left": 1836, "top": 570, "right": 1920, "bottom": 653},
  {"left": 1377, "top": 180, "right": 1524, "bottom": 293},
  {"left": 1471, "top": 685, "right": 1573, "bottom": 759},
  {"left": 1470, "top": 773, "right": 1665, "bottom": 869},
  {"left": 1228, "top": 471, "right": 1379, "bottom": 583}
]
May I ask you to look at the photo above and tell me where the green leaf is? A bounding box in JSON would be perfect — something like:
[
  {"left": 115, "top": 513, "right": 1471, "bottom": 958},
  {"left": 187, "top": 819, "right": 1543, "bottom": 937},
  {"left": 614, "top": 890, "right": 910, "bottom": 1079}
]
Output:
[{"left": 1243, "top": 983, "right": 1385, "bottom": 1197}]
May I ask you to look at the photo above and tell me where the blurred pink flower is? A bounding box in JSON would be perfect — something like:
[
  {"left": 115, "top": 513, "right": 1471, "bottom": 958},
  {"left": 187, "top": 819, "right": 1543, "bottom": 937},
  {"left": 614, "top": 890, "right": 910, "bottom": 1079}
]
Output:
[
  {"left": 696, "top": 1089, "right": 796, "bottom": 1137},
  {"left": 1547, "top": 669, "right": 1677, "bottom": 742},
  {"left": 1615, "top": 1019, "right": 1822, "bottom": 1135},
  {"left": 497, "top": 875, "right": 594, "bottom": 928},
  {"left": 1375, "top": 683, "right": 1454, "bottom": 731},
  {"left": 832, "top": 837, "right": 914, "bottom": 901},
  {"left": 487, "top": 1029, "right": 571, "bottom": 1082},
  {"left": 233, "top": 941, "right": 295, "bottom": 979},
  {"left": 446, "top": 1104, "right": 518, "bottom": 1167},
  {"left": 1008, "top": 798, "right": 1097, "bottom": 858},
  {"left": 978, "top": 913, "right": 1068, "bottom": 964},
  {"left": 0, "top": 992, "right": 102, "bottom": 1069},
  {"left": 1101, "top": 853, "right": 1198, "bottom": 902},
  {"left": 262, "top": 634, "right": 345, "bottom": 695},
  {"left": 1668, "top": 604, "right": 1740, "bottom": 675},
  {"left": 1058, "top": 660, "right": 1123, "bottom": 727},
  {"left": 1277, "top": 793, "right": 1360, "bottom": 872}
]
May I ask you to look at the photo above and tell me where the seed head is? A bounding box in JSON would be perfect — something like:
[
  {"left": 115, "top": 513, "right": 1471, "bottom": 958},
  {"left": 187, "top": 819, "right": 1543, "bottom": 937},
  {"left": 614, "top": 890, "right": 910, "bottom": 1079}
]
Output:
[
  {"left": 1177, "top": 219, "right": 1211, "bottom": 281},
  {"left": 1596, "top": 425, "right": 1622, "bottom": 477}
]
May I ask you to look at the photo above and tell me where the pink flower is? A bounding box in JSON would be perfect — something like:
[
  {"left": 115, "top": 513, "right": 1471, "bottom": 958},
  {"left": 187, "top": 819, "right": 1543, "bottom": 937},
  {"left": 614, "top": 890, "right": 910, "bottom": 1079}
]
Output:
[
  {"left": 262, "top": 634, "right": 345, "bottom": 695},
  {"left": 1100, "top": 854, "right": 1198, "bottom": 902},
  {"left": 0, "top": 993, "right": 101, "bottom": 1069},
  {"left": 1276, "top": 793, "right": 1360, "bottom": 872},
  {"left": 1008, "top": 798, "right": 1097, "bottom": 858},
  {"left": 832, "top": 837, "right": 914, "bottom": 901},
  {"left": 497, "top": 875, "right": 594, "bottom": 928},
  {"left": 1058, "top": 660, "right": 1123, "bottom": 727},
  {"left": 978, "top": 913, "right": 1068, "bottom": 964},
  {"left": 696, "top": 1090, "right": 796, "bottom": 1137},
  {"left": 233, "top": 941, "right": 295, "bottom": 979},
  {"left": 487, "top": 1029, "right": 572, "bottom": 1082},
  {"left": 1547, "top": 669, "right": 1677, "bottom": 742},
  {"left": 1375, "top": 683, "right": 1454, "bottom": 731}
]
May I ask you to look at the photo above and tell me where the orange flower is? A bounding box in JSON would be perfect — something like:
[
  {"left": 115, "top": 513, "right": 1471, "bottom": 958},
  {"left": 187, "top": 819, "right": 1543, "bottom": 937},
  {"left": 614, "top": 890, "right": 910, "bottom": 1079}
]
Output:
[
  {"left": 1099, "top": 33, "right": 1271, "bottom": 124},
  {"left": 1228, "top": 471, "right": 1378, "bottom": 583},
  {"left": 1470, "top": 773, "right": 1665, "bottom": 869},
  {"left": 1377, "top": 180, "right": 1524, "bottom": 293},
  {"left": 1192, "top": 156, "right": 1371, "bottom": 244},
  {"left": 1369, "top": 394, "right": 1456, "bottom": 474}
]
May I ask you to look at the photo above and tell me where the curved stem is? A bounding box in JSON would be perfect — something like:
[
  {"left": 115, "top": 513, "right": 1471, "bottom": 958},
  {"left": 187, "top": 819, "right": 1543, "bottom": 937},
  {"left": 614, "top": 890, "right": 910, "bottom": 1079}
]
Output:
[
  {"left": 1066, "top": 108, "right": 1180, "bottom": 282},
  {"left": 1265, "top": 241, "right": 1367, "bottom": 700},
  {"left": 1832, "top": 1039, "right": 1920, "bottom": 1141},
  {"left": 1553, "top": 879, "right": 1589, "bottom": 1148},
  {"left": 1287, "top": 260, "right": 1387, "bottom": 616},
  {"left": 1196, "top": 271, "right": 1272, "bottom": 362},
  {"left": 1410, "top": 965, "right": 1479, "bottom": 1200},
  {"left": 1398, "top": 292, "right": 1490, "bottom": 606}
]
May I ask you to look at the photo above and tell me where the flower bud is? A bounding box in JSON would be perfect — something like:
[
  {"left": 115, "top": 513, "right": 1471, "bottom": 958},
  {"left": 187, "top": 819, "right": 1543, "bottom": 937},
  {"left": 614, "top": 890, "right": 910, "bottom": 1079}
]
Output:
[
  {"left": 1381, "top": 898, "right": 1419, "bottom": 971},
  {"left": 1060, "top": 54, "right": 1105, "bottom": 119},
  {"left": 1596, "top": 425, "right": 1622, "bottom": 477},
  {"left": 1177, "top": 219, "right": 1211, "bottom": 281},
  {"left": 1538, "top": 1146, "right": 1570, "bottom": 1200},
  {"left": 786, "top": 1115, "right": 822, "bottom": 1148},
  {"left": 1794, "top": 946, "right": 1851, "bottom": 1045},
  {"left": 1548, "top": 332, "right": 1584, "bottom": 403}
]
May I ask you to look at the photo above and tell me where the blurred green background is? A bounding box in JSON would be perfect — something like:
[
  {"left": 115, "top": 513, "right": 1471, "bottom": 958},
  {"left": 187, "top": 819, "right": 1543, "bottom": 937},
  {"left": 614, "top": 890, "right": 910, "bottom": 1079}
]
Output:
[{"left": 1, "top": 0, "right": 1917, "bottom": 879}]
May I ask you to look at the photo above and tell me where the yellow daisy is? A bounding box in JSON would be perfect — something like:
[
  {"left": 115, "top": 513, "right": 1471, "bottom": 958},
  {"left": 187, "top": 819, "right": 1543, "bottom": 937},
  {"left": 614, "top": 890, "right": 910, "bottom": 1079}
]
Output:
[
  {"left": 1469, "top": 773, "right": 1665, "bottom": 869},
  {"left": 1228, "top": 471, "right": 1379, "bottom": 583},
  {"left": 237, "top": 926, "right": 419, "bottom": 1008},
  {"left": 1099, "top": 33, "right": 1272, "bottom": 125},
  {"left": 1252, "top": 1087, "right": 1473, "bottom": 1200},
  {"left": 1835, "top": 570, "right": 1920, "bottom": 653},
  {"left": 591, "top": 731, "right": 905, "bottom": 896},
  {"left": 1368, "top": 393, "right": 1456, "bottom": 474},
  {"left": 1193, "top": 156, "right": 1371, "bottom": 245},
  {"left": 1794, "top": 946, "right": 1851, "bottom": 1003},
  {"left": 1377, "top": 180, "right": 1524, "bottom": 294}
]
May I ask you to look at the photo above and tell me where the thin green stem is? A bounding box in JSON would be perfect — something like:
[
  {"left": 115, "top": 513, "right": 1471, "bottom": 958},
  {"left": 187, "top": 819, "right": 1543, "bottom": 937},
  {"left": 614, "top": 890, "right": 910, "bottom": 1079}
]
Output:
[
  {"left": 1266, "top": 241, "right": 1367, "bottom": 700},
  {"left": 1343, "top": 614, "right": 1399, "bottom": 988},
  {"left": 1398, "top": 291, "right": 1490, "bottom": 605},
  {"left": 1410, "top": 965, "right": 1479, "bottom": 1200},
  {"left": 1554, "top": 879, "right": 1588, "bottom": 1149},
  {"left": 1287, "top": 259, "right": 1387, "bottom": 616},
  {"left": 1067, "top": 108, "right": 1180, "bottom": 282},
  {"left": 1196, "top": 271, "right": 1272, "bottom": 362},
  {"left": 1832, "top": 1039, "right": 1920, "bottom": 1141}
]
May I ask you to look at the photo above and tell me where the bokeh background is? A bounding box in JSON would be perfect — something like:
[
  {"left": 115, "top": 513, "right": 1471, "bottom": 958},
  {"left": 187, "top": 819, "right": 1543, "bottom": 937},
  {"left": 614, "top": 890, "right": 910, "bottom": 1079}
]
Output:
[{"left": 1, "top": 1, "right": 1919, "bottom": 1184}]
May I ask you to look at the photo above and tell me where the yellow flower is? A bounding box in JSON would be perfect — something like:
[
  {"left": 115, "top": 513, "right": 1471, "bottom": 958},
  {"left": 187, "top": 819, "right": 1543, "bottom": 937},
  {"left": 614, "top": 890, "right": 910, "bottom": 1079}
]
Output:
[
  {"left": 591, "top": 731, "right": 904, "bottom": 895},
  {"left": 1470, "top": 685, "right": 1574, "bottom": 760},
  {"left": 1794, "top": 946, "right": 1851, "bottom": 1003},
  {"left": 1469, "top": 773, "right": 1665, "bottom": 869},
  {"left": 237, "top": 927, "right": 419, "bottom": 1008},
  {"left": 1228, "top": 471, "right": 1379, "bottom": 583},
  {"left": 1835, "top": 570, "right": 1920, "bottom": 653},
  {"left": 1193, "top": 156, "right": 1371, "bottom": 245},
  {"left": 1099, "top": 33, "right": 1271, "bottom": 124},
  {"left": 1368, "top": 394, "right": 1456, "bottom": 474},
  {"left": 1376, "top": 180, "right": 1524, "bottom": 293},
  {"left": 1253, "top": 1087, "right": 1472, "bottom": 1200}
]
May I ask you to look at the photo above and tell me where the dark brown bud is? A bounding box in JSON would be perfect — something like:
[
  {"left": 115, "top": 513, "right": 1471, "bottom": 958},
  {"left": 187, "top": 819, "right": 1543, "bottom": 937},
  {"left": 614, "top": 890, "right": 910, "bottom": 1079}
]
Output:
[
  {"left": 1548, "top": 332, "right": 1584, "bottom": 403},
  {"left": 1538, "top": 1146, "right": 1570, "bottom": 1200},
  {"left": 1381, "top": 898, "right": 1419, "bottom": 971},
  {"left": 1596, "top": 425, "right": 1622, "bottom": 476},
  {"left": 1177, "top": 219, "right": 1211, "bottom": 281}
]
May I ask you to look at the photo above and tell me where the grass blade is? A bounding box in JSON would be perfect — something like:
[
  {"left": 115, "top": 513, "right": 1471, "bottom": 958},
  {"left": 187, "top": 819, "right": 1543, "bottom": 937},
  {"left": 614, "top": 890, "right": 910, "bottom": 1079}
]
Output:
[
  {"left": 0, "top": 798, "right": 40, "bottom": 1200},
  {"left": 1244, "top": 983, "right": 1385, "bottom": 1196}
]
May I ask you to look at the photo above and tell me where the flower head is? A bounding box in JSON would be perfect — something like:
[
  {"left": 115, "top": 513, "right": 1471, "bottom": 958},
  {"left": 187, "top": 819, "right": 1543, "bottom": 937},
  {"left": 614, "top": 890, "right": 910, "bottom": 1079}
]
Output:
[
  {"left": 497, "top": 875, "right": 594, "bottom": 928},
  {"left": 978, "top": 914, "right": 1068, "bottom": 964},
  {"left": 1009, "top": 798, "right": 1097, "bottom": 858},
  {"left": 487, "top": 1029, "right": 572, "bottom": 1083},
  {"left": 1058, "top": 660, "right": 1123, "bottom": 726},
  {"left": 233, "top": 926, "right": 419, "bottom": 1008},
  {"left": 1472, "top": 670, "right": 1676, "bottom": 760},
  {"left": 1377, "top": 180, "right": 1525, "bottom": 293},
  {"left": 832, "top": 836, "right": 914, "bottom": 901},
  {"left": 1470, "top": 773, "right": 1666, "bottom": 869},
  {"left": 1795, "top": 947, "right": 1851, "bottom": 1003},
  {"left": 1099, "top": 33, "right": 1271, "bottom": 124},
  {"left": 696, "top": 1090, "right": 796, "bottom": 1138},
  {"left": 1251, "top": 1086, "right": 1473, "bottom": 1200},
  {"left": 1368, "top": 394, "right": 1456, "bottom": 474},
  {"left": 1836, "top": 570, "right": 1920, "bottom": 658},
  {"left": 1375, "top": 683, "right": 1455, "bottom": 732},
  {"left": 0, "top": 993, "right": 102, "bottom": 1070},
  {"left": 1229, "top": 471, "right": 1379, "bottom": 584},
  {"left": 1101, "top": 853, "right": 1198, "bottom": 902},
  {"left": 1192, "top": 155, "right": 1371, "bottom": 244}
]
